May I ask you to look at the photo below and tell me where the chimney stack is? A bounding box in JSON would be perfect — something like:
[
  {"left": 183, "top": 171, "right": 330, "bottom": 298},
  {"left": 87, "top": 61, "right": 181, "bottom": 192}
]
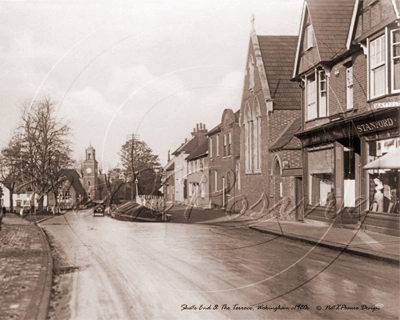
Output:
[{"left": 168, "top": 150, "right": 170, "bottom": 162}]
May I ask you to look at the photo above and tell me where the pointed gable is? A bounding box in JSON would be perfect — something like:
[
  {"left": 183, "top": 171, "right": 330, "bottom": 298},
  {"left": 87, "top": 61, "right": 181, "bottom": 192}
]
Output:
[
  {"left": 258, "top": 36, "right": 301, "bottom": 109},
  {"left": 294, "top": 0, "right": 356, "bottom": 76}
]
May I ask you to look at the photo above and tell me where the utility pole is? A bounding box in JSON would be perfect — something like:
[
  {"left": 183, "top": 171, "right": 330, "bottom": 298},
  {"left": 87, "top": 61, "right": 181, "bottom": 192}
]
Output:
[{"left": 126, "top": 134, "right": 139, "bottom": 201}]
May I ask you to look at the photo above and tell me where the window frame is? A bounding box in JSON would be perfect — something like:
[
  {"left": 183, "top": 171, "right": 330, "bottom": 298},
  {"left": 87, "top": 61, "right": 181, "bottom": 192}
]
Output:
[
  {"left": 391, "top": 28, "right": 400, "bottom": 93},
  {"left": 216, "top": 134, "right": 220, "bottom": 156},
  {"left": 346, "top": 66, "right": 354, "bottom": 110},
  {"left": 369, "top": 33, "right": 387, "bottom": 99},
  {"left": 228, "top": 132, "right": 232, "bottom": 156},
  {"left": 305, "top": 69, "right": 329, "bottom": 121}
]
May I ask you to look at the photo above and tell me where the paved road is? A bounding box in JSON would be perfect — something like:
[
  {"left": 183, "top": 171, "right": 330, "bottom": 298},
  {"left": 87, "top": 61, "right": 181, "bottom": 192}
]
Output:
[{"left": 41, "top": 210, "right": 399, "bottom": 320}]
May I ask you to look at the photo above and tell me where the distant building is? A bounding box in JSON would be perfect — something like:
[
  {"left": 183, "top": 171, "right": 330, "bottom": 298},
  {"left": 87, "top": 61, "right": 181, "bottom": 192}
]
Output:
[
  {"left": 186, "top": 139, "right": 209, "bottom": 208},
  {"left": 171, "top": 123, "right": 208, "bottom": 205},
  {"left": 207, "top": 109, "right": 240, "bottom": 211},
  {"left": 82, "top": 144, "right": 98, "bottom": 200}
]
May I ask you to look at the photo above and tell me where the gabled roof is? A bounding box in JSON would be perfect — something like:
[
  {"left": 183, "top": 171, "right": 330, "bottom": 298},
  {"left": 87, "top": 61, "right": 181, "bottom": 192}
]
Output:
[
  {"left": 186, "top": 139, "right": 208, "bottom": 161},
  {"left": 205, "top": 124, "right": 221, "bottom": 137},
  {"left": 393, "top": 0, "right": 400, "bottom": 18},
  {"left": 172, "top": 135, "right": 207, "bottom": 157},
  {"left": 60, "top": 169, "right": 86, "bottom": 195},
  {"left": 308, "top": 0, "right": 356, "bottom": 60},
  {"left": 258, "top": 36, "right": 301, "bottom": 109},
  {"left": 270, "top": 118, "right": 301, "bottom": 151},
  {"left": 294, "top": 0, "right": 356, "bottom": 77}
]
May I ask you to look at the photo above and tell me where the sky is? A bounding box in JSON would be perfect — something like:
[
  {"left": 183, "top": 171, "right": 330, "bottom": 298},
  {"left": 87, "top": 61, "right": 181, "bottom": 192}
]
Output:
[{"left": 0, "top": 0, "right": 303, "bottom": 171}]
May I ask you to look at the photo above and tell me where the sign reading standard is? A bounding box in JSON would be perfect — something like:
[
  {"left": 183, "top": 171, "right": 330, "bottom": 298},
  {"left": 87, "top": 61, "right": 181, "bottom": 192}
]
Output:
[{"left": 356, "top": 118, "right": 395, "bottom": 133}]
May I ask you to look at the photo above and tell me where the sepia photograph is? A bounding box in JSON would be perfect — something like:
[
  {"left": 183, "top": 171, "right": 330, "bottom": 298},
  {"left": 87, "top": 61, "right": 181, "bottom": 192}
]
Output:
[{"left": 0, "top": 0, "right": 399, "bottom": 319}]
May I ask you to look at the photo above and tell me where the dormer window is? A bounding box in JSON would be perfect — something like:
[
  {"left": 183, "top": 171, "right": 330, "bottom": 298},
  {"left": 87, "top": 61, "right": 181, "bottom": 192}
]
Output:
[{"left": 306, "top": 25, "right": 314, "bottom": 50}]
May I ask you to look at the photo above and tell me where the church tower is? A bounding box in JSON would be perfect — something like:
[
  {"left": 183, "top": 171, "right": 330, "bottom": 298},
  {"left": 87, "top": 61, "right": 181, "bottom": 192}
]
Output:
[{"left": 83, "top": 144, "right": 98, "bottom": 200}]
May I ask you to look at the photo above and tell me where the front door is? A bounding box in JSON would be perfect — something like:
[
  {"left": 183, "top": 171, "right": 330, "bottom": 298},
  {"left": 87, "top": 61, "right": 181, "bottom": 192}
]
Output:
[{"left": 295, "top": 177, "right": 303, "bottom": 220}]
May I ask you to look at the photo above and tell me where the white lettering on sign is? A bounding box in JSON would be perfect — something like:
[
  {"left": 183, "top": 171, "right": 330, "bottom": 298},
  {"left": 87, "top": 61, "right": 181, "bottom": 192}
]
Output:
[
  {"left": 356, "top": 118, "right": 395, "bottom": 133},
  {"left": 374, "top": 101, "right": 400, "bottom": 109}
]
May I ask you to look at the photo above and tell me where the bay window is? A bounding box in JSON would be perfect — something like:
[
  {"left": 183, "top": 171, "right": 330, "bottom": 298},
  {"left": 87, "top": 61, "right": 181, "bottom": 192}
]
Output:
[
  {"left": 306, "top": 73, "right": 316, "bottom": 120},
  {"left": 306, "top": 70, "right": 328, "bottom": 121}
]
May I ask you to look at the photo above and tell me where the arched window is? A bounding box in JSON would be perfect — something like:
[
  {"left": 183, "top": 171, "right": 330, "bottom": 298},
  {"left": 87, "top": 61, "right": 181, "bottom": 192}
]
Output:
[
  {"left": 244, "top": 102, "right": 253, "bottom": 173},
  {"left": 272, "top": 156, "right": 282, "bottom": 176},
  {"left": 254, "top": 97, "right": 262, "bottom": 172}
]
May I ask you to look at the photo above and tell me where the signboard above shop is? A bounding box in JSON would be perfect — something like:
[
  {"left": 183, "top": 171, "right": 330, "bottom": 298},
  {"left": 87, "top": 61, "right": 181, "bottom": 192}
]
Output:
[{"left": 374, "top": 101, "right": 400, "bottom": 109}]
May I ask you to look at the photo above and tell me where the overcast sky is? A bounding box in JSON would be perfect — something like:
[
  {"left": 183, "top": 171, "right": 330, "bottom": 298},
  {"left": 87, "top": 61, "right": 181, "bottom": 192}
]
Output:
[{"left": 0, "top": 0, "right": 303, "bottom": 171}]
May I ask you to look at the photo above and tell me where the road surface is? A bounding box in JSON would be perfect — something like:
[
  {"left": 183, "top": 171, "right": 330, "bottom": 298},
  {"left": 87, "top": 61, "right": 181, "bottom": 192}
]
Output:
[{"left": 41, "top": 210, "right": 399, "bottom": 320}]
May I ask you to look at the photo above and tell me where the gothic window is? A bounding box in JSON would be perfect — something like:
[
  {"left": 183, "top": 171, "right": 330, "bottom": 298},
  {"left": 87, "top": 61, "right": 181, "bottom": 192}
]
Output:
[
  {"left": 272, "top": 156, "right": 282, "bottom": 176},
  {"left": 244, "top": 98, "right": 262, "bottom": 173}
]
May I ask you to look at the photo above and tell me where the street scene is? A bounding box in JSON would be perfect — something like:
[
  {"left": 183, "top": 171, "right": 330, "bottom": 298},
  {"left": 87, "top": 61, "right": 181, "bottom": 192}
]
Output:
[{"left": 1, "top": 0, "right": 400, "bottom": 319}]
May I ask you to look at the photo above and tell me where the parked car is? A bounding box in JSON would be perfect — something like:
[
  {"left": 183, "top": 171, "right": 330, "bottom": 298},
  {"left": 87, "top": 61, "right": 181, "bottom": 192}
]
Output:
[{"left": 93, "top": 203, "right": 105, "bottom": 217}]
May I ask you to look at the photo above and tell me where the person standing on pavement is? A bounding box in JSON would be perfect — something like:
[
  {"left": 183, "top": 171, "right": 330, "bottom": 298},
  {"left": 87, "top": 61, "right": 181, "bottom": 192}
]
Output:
[{"left": 0, "top": 205, "right": 3, "bottom": 231}]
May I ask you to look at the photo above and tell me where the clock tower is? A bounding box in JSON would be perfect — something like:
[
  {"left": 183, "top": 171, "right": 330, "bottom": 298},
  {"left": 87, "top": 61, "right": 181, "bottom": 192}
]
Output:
[{"left": 83, "top": 144, "right": 98, "bottom": 200}]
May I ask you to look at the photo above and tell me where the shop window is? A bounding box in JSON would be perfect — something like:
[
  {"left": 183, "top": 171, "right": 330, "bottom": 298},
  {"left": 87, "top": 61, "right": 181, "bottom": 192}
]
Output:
[
  {"left": 367, "top": 138, "right": 400, "bottom": 213},
  {"left": 344, "top": 147, "right": 356, "bottom": 207},
  {"left": 308, "top": 149, "right": 334, "bottom": 206}
]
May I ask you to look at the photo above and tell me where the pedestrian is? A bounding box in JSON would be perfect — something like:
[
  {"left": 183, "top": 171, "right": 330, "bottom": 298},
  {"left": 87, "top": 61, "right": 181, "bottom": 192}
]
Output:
[{"left": 0, "top": 206, "right": 3, "bottom": 231}]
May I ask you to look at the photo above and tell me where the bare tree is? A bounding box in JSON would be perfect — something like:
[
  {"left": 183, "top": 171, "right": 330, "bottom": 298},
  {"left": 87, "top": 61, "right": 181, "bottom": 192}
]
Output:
[
  {"left": 0, "top": 135, "right": 23, "bottom": 212},
  {"left": 119, "top": 137, "right": 160, "bottom": 198},
  {"left": 17, "top": 96, "right": 74, "bottom": 212}
]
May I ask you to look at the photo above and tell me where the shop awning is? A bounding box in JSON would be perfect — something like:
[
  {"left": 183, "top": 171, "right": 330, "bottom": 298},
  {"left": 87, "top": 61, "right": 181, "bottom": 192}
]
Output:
[{"left": 364, "top": 147, "right": 400, "bottom": 169}]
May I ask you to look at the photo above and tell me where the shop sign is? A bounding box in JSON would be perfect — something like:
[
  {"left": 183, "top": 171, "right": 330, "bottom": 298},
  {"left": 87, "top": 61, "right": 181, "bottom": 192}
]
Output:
[
  {"left": 374, "top": 101, "right": 400, "bottom": 109},
  {"left": 356, "top": 118, "right": 396, "bottom": 133}
]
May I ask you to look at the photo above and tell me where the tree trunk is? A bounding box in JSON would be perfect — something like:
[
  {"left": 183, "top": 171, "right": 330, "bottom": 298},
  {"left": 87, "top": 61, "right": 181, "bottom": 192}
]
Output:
[
  {"left": 38, "top": 197, "right": 44, "bottom": 213},
  {"left": 9, "top": 187, "right": 14, "bottom": 212}
]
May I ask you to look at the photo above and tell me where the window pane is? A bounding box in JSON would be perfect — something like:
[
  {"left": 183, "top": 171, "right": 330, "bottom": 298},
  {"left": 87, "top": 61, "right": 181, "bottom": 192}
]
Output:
[
  {"left": 394, "top": 29, "right": 400, "bottom": 43},
  {"left": 373, "top": 65, "right": 385, "bottom": 96},
  {"left": 394, "top": 58, "right": 400, "bottom": 90},
  {"left": 319, "top": 93, "right": 327, "bottom": 117}
]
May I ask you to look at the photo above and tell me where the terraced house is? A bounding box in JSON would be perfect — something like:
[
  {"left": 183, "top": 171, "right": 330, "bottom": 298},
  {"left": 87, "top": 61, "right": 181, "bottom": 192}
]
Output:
[{"left": 292, "top": 0, "right": 400, "bottom": 235}]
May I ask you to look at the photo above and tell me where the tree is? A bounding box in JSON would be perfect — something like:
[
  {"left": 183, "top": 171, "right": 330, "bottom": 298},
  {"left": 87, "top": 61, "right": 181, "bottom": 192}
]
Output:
[
  {"left": 17, "top": 96, "right": 74, "bottom": 212},
  {"left": 0, "top": 135, "right": 23, "bottom": 212},
  {"left": 119, "top": 136, "right": 160, "bottom": 198}
]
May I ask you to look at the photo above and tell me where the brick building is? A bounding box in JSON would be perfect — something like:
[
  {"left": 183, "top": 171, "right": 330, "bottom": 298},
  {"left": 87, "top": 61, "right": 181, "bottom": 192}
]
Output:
[
  {"left": 238, "top": 23, "right": 302, "bottom": 218},
  {"left": 171, "top": 123, "right": 208, "bottom": 205},
  {"left": 186, "top": 139, "right": 210, "bottom": 208},
  {"left": 207, "top": 109, "right": 240, "bottom": 210},
  {"left": 292, "top": 0, "right": 400, "bottom": 235}
]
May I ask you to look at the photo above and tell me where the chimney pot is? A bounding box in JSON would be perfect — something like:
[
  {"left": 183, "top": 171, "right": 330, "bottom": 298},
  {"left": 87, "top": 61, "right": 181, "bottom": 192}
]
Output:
[
  {"left": 185, "top": 138, "right": 187, "bottom": 142},
  {"left": 200, "top": 123, "right": 203, "bottom": 129}
]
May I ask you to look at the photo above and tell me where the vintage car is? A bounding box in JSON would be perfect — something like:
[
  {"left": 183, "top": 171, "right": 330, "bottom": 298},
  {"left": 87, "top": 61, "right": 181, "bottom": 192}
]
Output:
[{"left": 93, "top": 203, "right": 105, "bottom": 217}]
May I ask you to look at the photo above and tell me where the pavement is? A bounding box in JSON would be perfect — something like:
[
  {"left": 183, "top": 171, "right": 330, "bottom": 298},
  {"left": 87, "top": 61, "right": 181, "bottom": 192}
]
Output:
[
  {"left": 184, "top": 206, "right": 400, "bottom": 265},
  {"left": 0, "top": 212, "right": 52, "bottom": 320}
]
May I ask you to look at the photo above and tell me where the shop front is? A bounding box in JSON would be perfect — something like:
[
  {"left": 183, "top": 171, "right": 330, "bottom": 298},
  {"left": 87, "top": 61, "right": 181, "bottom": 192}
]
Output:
[{"left": 296, "top": 107, "right": 399, "bottom": 234}]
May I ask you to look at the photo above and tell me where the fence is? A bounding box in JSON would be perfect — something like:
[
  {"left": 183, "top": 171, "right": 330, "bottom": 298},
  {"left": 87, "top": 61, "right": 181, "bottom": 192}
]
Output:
[{"left": 136, "top": 195, "right": 165, "bottom": 213}]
